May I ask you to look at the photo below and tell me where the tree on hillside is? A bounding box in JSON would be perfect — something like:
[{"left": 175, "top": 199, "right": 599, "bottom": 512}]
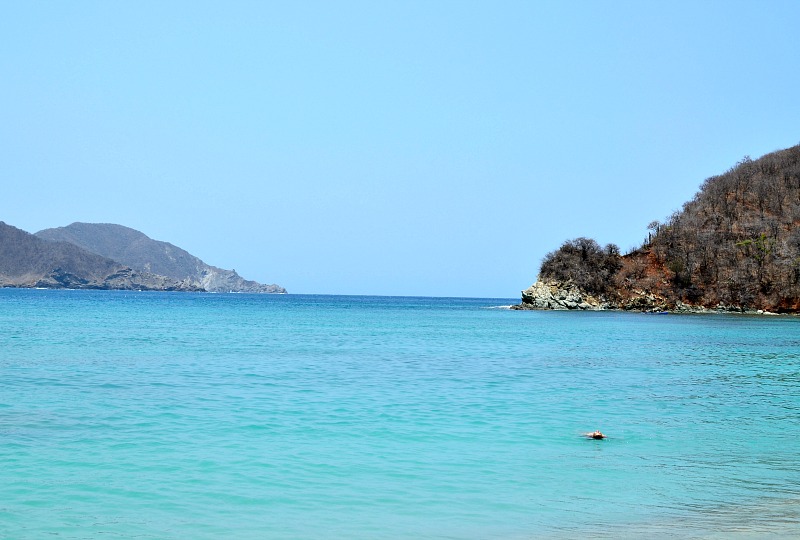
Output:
[
  {"left": 531, "top": 144, "right": 800, "bottom": 312},
  {"left": 631, "top": 144, "right": 800, "bottom": 310},
  {"left": 539, "top": 237, "right": 621, "bottom": 296}
]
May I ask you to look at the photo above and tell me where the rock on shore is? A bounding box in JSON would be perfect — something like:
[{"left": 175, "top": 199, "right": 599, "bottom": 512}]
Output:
[
  {"left": 511, "top": 278, "right": 675, "bottom": 312},
  {"left": 511, "top": 278, "right": 777, "bottom": 314},
  {"left": 511, "top": 279, "right": 610, "bottom": 310}
]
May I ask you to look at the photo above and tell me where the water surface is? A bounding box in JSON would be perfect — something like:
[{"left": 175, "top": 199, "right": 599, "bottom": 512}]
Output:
[{"left": 1, "top": 290, "right": 798, "bottom": 538}]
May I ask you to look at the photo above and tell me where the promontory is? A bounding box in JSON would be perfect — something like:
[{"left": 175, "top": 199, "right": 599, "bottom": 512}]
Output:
[
  {"left": 0, "top": 221, "right": 285, "bottom": 294},
  {"left": 513, "top": 143, "right": 800, "bottom": 314}
]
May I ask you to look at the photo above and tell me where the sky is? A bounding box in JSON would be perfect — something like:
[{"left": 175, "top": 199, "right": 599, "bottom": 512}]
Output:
[{"left": 2, "top": 1, "right": 799, "bottom": 297}]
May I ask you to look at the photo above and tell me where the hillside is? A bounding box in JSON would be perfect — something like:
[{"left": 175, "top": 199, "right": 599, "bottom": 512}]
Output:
[
  {"left": 0, "top": 222, "right": 199, "bottom": 291},
  {"left": 35, "top": 223, "right": 285, "bottom": 293},
  {"left": 516, "top": 143, "right": 800, "bottom": 313}
]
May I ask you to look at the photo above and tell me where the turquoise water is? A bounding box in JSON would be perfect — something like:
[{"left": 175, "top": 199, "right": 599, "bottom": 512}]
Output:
[{"left": 1, "top": 289, "right": 799, "bottom": 539}]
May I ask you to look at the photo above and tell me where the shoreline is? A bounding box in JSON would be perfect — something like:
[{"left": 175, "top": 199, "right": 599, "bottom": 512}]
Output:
[
  {"left": 509, "top": 303, "right": 796, "bottom": 316},
  {"left": 513, "top": 279, "right": 800, "bottom": 315}
]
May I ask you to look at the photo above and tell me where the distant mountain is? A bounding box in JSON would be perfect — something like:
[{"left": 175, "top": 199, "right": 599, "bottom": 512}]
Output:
[
  {"left": 35, "top": 223, "right": 286, "bottom": 294},
  {"left": 0, "top": 221, "right": 199, "bottom": 291},
  {"left": 516, "top": 143, "right": 800, "bottom": 313}
]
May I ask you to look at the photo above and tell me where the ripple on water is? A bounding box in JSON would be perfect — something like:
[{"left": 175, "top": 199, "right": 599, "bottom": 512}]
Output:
[{"left": 0, "top": 291, "right": 799, "bottom": 538}]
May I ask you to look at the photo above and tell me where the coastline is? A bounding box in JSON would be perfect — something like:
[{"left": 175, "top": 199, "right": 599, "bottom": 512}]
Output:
[{"left": 511, "top": 278, "right": 799, "bottom": 315}]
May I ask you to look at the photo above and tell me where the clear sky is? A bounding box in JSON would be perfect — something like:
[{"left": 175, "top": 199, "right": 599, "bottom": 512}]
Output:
[{"left": 2, "top": 2, "right": 799, "bottom": 297}]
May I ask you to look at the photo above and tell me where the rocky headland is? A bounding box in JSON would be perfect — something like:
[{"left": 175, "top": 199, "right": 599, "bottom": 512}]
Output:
[
  {"left": 35, "top": 223, "right": 285, "bottom": 294},
  {"left": 1, "top": 221, "right": 285, "bottom": 293},
  {"left": 513, "top": 144, "right": 800, "bottom": 314},
  {"left": 0, "top": 221, "right": 200, "bottom": 291}
]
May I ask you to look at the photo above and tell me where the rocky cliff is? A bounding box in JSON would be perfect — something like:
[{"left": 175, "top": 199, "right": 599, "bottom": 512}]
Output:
[
  {"left": 511, "top": 279, "right": 610, "bottom": 310},
  {"left": 36, "top": 223, "right": 285, "bottom": 294}
]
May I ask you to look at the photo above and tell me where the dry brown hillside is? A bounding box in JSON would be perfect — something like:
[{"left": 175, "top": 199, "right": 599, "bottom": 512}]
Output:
[{"left": 536, "top": 144, "right": 800, "bottom": 312}]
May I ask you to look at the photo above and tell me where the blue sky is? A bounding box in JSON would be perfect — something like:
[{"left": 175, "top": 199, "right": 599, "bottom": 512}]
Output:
[{"left": 2, "top": 2, "right": 799, "bottom": 297}]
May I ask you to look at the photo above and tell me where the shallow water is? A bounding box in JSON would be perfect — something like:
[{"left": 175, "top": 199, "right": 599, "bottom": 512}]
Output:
[{"left": 1, "top": 289, "right": 798, "bottom": 538}]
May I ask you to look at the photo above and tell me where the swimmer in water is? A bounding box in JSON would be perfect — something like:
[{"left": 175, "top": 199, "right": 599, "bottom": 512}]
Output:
[{"left": 585, "top": 430, "right": 606, "bottom": 439}]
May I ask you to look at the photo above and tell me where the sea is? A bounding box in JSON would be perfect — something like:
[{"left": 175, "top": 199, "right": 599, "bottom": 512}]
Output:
[{"left": 1, "top": 289, "right": 798, "bottom": 539}]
